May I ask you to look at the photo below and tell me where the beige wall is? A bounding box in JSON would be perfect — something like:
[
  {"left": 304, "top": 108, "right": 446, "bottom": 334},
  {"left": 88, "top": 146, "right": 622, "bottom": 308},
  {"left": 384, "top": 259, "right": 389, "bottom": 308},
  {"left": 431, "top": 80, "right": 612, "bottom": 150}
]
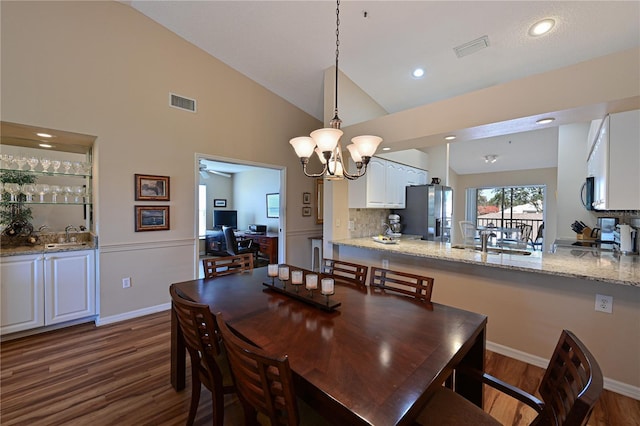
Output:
[
  {"left": 335, "top": 245, "right": 640, "bottom": 393},
  {"left": 1, "top": 1, "right": 322, "bottom": 319}
]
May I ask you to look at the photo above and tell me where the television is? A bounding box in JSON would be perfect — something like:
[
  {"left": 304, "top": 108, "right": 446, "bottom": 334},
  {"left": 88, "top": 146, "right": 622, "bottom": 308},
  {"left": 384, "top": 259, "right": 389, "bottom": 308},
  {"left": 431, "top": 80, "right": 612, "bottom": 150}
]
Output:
[{"left": 213, "top": 209, "right": 237, "bottom": 230}]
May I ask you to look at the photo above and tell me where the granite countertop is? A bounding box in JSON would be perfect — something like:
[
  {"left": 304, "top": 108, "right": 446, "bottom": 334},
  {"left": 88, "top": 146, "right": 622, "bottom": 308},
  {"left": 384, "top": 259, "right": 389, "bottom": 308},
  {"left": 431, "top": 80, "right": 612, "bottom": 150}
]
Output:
[
  {"left": 1, "top": 232, "right": 98, "bottom": 256},
  {"left": 332, "top": 236, "right": 640, "bottom": 287}
]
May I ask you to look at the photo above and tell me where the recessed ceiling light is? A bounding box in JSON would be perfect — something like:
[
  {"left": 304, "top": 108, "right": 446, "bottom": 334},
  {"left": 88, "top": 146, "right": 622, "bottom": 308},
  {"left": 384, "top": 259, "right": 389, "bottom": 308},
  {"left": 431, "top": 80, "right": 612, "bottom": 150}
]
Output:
[
  {"left": 536, "top": 117, "right": 555, "bottom": 124},
  {"left": 36, "top": 132, "right": 53, "bottom": 138},
  {"left": 412, "top": 68, "right": 425, "bottom": 78},
  {"left": 382, "top": 147, "right": 391, "bottom": 151},
  {"left": 529, "top": 18, "right": 555, "bottom": 37},
  {"left": 39, "top": 143, "right": 54, "bottom": 148},
  {"left": 444, "top": 135, "right": 456, "bottom": 141}
]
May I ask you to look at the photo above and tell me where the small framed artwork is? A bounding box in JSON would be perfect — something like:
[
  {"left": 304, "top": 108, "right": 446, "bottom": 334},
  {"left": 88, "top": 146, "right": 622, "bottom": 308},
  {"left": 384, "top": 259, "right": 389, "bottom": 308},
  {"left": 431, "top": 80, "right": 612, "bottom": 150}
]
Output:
[
  {"left": 303, "top": 192, "right": 311, "bottom": 204},
  {"left": 135, "top": 206, "right": 170, "bottom": 231},
  {"left": 302, "top": 206, "right": 312, "bottom": 217},
  {"left": 266, "top": 193, "right": 279, "bottom": 218},
  {"left": 214, "top": 199, "right": 227, "bottom": 208},
  {"left": 135, "top": 174, "right": 170, "bottom": 201}
]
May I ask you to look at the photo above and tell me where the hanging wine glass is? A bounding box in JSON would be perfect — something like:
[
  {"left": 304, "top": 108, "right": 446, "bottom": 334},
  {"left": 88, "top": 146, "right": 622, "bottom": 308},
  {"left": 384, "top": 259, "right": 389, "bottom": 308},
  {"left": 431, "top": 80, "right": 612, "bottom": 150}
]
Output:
[
  {"left": 27, "top": 156, "right": 40, "bottom": 172},
  {"left": 40, "top": 157, "right": 51, "bottom": 172},
  {"left": 62, "top": 160, "right": 72, "bottom": 174},
  {"left": 5, "top": 183, "right": 21, "bottom": 202},
  {"left": 21, "top": 184, "right": 36, "bottom": 202},
  {"left": 49, "top": 185, "right": 62, "bottom": 203},
  {"left": 35, "top": 184, "right": 50, "bottom": 202},
  {"left": 13, "top": 156, "right": 27, "bottom": 171},
  {"left": 51, "top": 160, "right": 61, "bottom": 173}
]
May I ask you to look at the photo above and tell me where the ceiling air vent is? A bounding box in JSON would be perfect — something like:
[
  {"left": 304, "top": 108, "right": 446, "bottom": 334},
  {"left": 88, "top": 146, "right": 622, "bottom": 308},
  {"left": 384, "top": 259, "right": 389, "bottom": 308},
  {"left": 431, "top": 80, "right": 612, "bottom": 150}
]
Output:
[
  {"left": 453, "top": 35, "right": 490, "bottom": 58},
  {"left": 169, "top": 93, "right": 196, "bottom": 112}
]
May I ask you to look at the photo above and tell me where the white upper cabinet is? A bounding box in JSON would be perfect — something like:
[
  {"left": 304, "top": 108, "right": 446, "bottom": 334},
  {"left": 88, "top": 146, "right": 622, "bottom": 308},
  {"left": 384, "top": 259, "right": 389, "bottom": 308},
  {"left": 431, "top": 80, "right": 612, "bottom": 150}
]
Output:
[
  {"left": 349, "top": 157, "right": 428, "bottom": 209},
  {"left": 587, "top": 109, "right": 640, "bottom": 210}
]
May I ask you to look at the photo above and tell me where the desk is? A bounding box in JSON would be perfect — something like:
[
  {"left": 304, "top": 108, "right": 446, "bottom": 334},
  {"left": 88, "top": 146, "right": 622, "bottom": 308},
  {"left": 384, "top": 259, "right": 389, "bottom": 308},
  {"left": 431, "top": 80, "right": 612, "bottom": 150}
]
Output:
[
  {"left": 237, "top": 232, "right": 278, "bottom": 263},
  {"left": 170, "top": 268, "right": 487, "bottom": 425}
]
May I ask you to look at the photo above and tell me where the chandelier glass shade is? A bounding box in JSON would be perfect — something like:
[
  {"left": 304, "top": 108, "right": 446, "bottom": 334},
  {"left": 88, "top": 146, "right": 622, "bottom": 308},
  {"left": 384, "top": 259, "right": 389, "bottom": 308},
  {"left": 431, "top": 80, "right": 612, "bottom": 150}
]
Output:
[{"left": 289, "top": 0, "right": 382, "bottom": 180}]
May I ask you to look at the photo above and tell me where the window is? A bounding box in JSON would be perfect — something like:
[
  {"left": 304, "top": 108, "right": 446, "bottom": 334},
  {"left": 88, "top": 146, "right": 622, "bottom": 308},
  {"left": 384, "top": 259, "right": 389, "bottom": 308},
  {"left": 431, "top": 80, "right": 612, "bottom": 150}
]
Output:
[
  {"left": 198, "top": 184, "right": 206, "bottom": 237},
  {"left": 472, "top": 185, "right": 545, "bottom": 244}
]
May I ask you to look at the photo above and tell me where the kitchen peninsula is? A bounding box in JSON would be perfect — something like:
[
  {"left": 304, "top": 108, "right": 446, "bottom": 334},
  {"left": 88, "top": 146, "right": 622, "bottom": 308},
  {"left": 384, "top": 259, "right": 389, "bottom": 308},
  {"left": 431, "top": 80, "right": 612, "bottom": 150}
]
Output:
[{"left": 331, "top": 236, "right": 640, "bottom": 398}]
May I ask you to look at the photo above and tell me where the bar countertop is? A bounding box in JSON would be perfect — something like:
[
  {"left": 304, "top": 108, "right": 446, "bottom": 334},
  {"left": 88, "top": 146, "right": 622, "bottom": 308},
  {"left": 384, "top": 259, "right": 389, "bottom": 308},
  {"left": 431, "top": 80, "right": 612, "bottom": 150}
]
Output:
[{"left": 332, "top": 236, "right": 640, "bottom": 287}]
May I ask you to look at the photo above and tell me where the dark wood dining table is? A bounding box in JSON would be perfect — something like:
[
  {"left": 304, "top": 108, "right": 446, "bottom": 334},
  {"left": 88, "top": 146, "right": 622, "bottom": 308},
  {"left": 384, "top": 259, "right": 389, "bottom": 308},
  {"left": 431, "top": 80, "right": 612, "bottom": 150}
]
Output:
[{"left": 170, "top": 267, "right": 487, "bottom": 425}]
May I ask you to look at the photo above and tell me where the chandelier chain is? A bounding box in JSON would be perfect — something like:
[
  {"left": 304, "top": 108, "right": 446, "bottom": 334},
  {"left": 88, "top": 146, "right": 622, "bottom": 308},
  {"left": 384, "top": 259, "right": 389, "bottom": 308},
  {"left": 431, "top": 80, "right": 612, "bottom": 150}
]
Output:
[{"left": 333, "top": 0, "right": 341, "bottom": 122}]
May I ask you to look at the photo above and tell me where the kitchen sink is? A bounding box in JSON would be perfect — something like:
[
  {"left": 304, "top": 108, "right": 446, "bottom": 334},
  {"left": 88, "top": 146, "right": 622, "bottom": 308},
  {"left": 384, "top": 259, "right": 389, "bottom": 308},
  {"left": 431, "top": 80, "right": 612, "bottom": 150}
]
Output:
[
  {"left": 45, "top": 242, "right": 89, "bottom": 250},
  {"left": 451, "top": 244, "right": 532, "bottom": 256}
]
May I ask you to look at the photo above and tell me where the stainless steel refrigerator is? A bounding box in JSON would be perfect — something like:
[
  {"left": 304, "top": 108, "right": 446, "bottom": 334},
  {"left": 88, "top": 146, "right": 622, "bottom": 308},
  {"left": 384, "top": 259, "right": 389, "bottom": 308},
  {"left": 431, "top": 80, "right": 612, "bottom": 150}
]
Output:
[{"left": 401, "top": 184, "right": 453, "bottom": 241}]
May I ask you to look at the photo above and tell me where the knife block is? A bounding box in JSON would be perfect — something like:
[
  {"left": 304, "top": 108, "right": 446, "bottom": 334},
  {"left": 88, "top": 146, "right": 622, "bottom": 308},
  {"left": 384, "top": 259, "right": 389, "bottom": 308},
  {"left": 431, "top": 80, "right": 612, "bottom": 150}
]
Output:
[{"left": 577, "top": 227, "right": 596, "bottom": 240}]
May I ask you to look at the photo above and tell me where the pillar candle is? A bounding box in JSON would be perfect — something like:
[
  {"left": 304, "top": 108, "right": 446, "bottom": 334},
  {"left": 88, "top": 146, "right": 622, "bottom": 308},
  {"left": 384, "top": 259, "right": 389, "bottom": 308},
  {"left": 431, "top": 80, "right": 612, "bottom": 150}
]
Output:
[
  {"left": 267, "top": 264, "right": 279, "bottom": 277},
  {"left": 291, "top": 270, "right": 303, "bottom": 284},
  {"left": 321, "top": 278, "right": 334, "bottom": 295},
  {"left": 278, "top": 265, "right": 290, "bottom": 281},
  {"left": 305, "top": 274, "right": 318, "bottom": 290}
]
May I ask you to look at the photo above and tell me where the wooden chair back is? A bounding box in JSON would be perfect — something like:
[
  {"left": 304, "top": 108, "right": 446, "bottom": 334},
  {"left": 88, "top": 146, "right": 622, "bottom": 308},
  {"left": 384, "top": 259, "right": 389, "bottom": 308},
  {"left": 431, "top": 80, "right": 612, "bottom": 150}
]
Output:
[
  {"left": 320, "top": 258, "right": 368, "bottom": 291},
  {"left": 203, "top": 253, "right": 254, "bottom": 279},
  {"left": 169, "top": 285, "right": 234, "bottom": 425},
  {"left": 537, "top": 329, "right": 603, "bottom": 426},
  {"left": 369, "top": 267, "right": 434, "bottom": 303},
  {"left": 216, "top": 313, "right": 299, "bottom": 426}
]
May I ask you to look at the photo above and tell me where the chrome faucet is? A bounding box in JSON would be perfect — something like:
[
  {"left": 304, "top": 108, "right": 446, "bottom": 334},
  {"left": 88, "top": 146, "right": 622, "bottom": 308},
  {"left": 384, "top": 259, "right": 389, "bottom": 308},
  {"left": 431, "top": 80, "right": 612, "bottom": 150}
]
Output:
[
  {"left": 480, "top": 230, "right": 497, "bottom": 253},
  {"left": 65, "top": 225, "right": 79, "bottom": 242}
]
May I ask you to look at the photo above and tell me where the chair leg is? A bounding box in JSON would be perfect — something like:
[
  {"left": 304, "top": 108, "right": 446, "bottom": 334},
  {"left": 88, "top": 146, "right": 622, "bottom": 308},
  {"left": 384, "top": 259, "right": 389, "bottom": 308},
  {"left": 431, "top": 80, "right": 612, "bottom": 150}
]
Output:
[
  {"left": 187, "top": 360, "right": 201, "bottom": 425},
  {"left": 211, "top": 383, "right": 225, "bottom": 426}
]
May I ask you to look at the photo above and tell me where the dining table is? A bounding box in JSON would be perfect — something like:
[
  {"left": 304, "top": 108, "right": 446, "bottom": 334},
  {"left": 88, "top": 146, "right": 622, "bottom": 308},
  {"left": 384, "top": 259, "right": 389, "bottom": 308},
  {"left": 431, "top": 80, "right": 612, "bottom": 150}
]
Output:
[{"left": 170, "top": 266, "right": 488, "bottom": 425}]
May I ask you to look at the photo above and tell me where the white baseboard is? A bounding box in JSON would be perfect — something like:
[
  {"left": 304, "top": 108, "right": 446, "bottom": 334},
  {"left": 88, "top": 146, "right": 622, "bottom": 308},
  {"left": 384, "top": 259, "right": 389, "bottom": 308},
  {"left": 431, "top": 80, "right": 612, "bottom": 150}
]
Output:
[
  {"left": 487, "top": 340, "right": 640, "bottom": 401},
  {"left": 96, "top": 303, "right": 171, "bottom": 326}
]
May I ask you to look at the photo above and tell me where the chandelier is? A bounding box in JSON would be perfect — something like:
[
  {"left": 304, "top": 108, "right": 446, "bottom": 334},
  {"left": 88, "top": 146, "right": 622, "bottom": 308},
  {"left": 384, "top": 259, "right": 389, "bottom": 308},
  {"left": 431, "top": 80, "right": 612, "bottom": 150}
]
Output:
[{"left": 289, "top": 0, "right": 382, "bottom": 181}]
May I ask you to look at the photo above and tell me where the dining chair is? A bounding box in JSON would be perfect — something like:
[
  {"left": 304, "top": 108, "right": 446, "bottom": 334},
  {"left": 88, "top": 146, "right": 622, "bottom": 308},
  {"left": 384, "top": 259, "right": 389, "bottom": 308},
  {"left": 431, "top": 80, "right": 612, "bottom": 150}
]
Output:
[
  {"left": 530, "top": 222, "right": 544, "bottom": 251},
  {"left": 369, "top": 267, "right": 434, "bottom": 303},
  {"left": 202, "top": 253, "right": 254, "bottom": 279},
  {"left": 320, "top": 258, "right": 368, "bottom": 291},
  {"left": 216, "top": 313, "right": 329, "bottom": 426},
  {"left": 223, "top": 226, "right": 259, "bottom": 259},
  {"left": 459, "top": 221, "right": 478, "bottom": 247},
  {"left": 415, "top": 329, "right": 603, "bottom": 426},
  {"left": 169, "top": 285, "right": 236, "bottom": 426}
]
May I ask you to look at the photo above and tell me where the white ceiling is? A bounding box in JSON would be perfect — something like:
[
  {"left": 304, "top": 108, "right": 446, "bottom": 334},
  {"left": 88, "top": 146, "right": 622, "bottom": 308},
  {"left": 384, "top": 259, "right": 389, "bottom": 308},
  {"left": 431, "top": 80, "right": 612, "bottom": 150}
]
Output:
[{"left": 126, "top": 1, "right": 639, "bottom": 174}]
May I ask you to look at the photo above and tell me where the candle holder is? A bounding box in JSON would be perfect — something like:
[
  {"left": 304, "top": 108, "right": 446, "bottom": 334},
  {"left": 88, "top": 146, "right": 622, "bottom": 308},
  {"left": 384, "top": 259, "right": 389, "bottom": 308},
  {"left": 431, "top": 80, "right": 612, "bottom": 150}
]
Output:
[
  {"left": 262, "top": 267, "right": 340, "bottom": 312},
  {"left": 291, "top": 270, "right": 303, "bottom": 293},
  {"left": 278, "top": 265, "right": 290, "bottom": 290},
  {"left": 321, "top": 278, "right": 335, "bottom": 307},
  {"left": 267, "top": 264, "right": 279, "bottom": 286}
]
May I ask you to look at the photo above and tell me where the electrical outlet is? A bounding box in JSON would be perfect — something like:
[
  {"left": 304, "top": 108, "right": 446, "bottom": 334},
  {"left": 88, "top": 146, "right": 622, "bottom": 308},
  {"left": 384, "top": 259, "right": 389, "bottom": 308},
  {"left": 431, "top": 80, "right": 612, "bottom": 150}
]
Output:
[
  {"left": 122, "top": 277, "right": 131, "bottom": 289},
  {"left": 336, "top": 219, "right": 341, "bottom": 227},
  {"left": 348, "top": 220, "right": 355, "bottom": 230},
  {"left": 382, "top": 259, "right": 389, "bottom": 269},
  {"left": 595, "top": 294, "right": 612, "bottom": 313}
]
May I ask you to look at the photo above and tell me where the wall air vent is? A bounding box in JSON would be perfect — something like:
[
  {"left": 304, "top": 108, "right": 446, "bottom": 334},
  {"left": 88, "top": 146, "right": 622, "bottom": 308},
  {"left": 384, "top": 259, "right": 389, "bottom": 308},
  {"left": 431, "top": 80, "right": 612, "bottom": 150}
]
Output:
[
  {"left": 453, "top": 35, "right": 490, "bottom": 58},
  {"left": 169, "top": 93, "right": 196, "bottom": 112}
]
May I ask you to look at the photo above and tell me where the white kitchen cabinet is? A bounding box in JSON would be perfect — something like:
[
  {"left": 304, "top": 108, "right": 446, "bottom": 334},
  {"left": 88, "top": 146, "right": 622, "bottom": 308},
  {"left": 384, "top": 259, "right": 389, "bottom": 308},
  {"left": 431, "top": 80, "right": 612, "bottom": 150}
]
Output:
[
  {"left": 0, "top": 249, "right": 95, "bottom": 335},
  {"left": 0, "top": 254, "right": 45, "bottom": 334},
  {"left": 349, "top": 157, "right": 428, "bottom": 209},
  {"left": 587, "top": 110, "right": 640, "bottom": 210},
  {"left": 44, "top": 250, "right": 96, "bottom": 325}
]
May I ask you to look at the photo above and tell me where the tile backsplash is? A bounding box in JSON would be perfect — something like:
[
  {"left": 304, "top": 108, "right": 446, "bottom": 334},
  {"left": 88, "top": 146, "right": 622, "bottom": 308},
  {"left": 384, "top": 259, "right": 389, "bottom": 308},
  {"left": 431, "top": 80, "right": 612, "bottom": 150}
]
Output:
[{"left": 348, "top": 209, "right": 391, "bottom": 238}]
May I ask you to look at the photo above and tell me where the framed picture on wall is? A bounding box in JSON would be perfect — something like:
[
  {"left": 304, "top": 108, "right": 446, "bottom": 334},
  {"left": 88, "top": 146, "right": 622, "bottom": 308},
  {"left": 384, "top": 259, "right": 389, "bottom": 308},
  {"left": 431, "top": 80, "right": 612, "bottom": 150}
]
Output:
[
  {"left": 135, "top": 174, "right": 170, "bottom": 201},
  {"left": 302, "top": 206, "right": 311, "bottom": 217},
  {"left": 266, "top": 193, "right": 279, "bottom": 218},
  {"left": 303, "top": 192, "right": 311, "bottom": 204},
  {"left": 214, "top": 198, "right": 227, "bottom": 207},
  {"left": 135, "top": 206, "right": 170, "bottom": 231}
]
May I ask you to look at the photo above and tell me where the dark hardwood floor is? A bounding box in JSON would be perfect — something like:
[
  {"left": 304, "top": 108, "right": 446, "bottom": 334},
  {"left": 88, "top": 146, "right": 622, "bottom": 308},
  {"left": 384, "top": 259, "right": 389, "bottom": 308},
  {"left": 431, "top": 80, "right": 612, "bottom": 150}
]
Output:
[{"left": 1, "top": 311, "right": 638, "bottom": 425}]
